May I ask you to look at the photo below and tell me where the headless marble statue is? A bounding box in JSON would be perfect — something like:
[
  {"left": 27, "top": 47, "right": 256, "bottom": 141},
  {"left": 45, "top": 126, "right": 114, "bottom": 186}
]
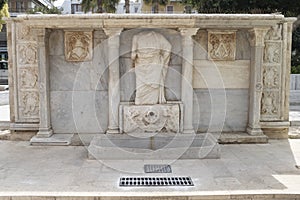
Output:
[{"left": 131, "top": 31, "right": 172, "bottom": 105}]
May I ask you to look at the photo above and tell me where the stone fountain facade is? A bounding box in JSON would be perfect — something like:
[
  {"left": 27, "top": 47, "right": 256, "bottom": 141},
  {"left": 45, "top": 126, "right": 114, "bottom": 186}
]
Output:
[{"left": 6, "top": 15, "right": 295, "bottom": 150}]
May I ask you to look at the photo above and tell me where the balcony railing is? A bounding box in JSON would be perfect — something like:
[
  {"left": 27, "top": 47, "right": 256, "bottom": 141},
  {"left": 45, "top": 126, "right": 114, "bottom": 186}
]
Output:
[{"left": 9, "top": 8, "right": 33, "bottom": 13}]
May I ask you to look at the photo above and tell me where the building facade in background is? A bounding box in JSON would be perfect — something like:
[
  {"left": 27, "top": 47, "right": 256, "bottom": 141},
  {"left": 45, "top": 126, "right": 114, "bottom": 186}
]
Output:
[
  {"left": 8, "top": 0, "right": 53, "bottom": 16},
  {"left": 1, "top": 0, "right": 53, "bottom": 84},
  {"left": 141, "top": 0, "right": 193, "bottom": 14}
]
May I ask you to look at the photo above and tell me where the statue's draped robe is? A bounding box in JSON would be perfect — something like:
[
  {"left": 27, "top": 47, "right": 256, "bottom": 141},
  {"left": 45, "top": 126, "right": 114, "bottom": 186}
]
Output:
[{"left": 131, "top": 31, "right": 172, "bottom": 105}]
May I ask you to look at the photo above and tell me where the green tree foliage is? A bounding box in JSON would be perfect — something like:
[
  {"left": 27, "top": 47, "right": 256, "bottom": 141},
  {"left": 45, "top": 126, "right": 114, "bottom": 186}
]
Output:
[
  {"left": 292, "top": 25, "right": 300, "bottom": 74},
  {"left": 144, "top": 0, "right": 169, "bottom": 13},
  {"left": 182, "top": 0, "right": 300, "bottom": 74},
  {"left": 81, "top": 0, "right": 119, "bottom": 13},
  {"left": 27, "top": 6, "right": 62, "bottom": 14},
  {"left": 0, "top": 2, "right": 9, "bottom": 30},
  {"left": 0, "top": 0, "right": 7, "bottom": 11},
  {"left": 182, "top": 0, "right": 300, "bottom": 16}
]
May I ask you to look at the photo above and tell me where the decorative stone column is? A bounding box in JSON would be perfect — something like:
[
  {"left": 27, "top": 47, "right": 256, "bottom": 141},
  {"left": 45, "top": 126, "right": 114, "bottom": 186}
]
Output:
[
  {"left": 36, "top": 28, "right": 53, "bottom": 138},
  {"left": 247, "top": 28, "right": 269, "bottom": 135},
  {"left": 179, "top": 28, "right": 198, "bottom": 134},
  {"left": 104, "top": 28, "right": 123, "bottom": 134}
]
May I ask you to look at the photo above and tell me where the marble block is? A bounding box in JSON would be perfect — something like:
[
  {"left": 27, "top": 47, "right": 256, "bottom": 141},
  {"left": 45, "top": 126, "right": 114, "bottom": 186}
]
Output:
[
  {"left": 119, "top": 102, "right": 183, "bottom": 133},
  {"left": 88, "top": 133, "right": 220, "bottom": 160}
]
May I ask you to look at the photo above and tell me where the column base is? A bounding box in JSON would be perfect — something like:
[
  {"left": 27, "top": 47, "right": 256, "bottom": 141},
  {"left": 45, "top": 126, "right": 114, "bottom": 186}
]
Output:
[
  {"left": 183, "top": 129, "right": 195, "bottom": 134},
  {"left": 106, "top": 128, "right": 119, "bottom": 134},
  {"left": 36, "top": 128, "right": 53, "bottom": 138},
  {"left": 247, "top": 126, "right": 263, "bottom": 136}
]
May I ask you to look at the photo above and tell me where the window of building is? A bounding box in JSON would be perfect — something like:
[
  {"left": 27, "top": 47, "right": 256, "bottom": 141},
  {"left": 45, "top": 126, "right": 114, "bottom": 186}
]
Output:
[
  {"left": 185, "top": 5, "right": 192, "bottom": 14},
  {"left": 71, "top": 4, "right": 82, "bottom": 14},
  {"left": 16, "top": 1, "right": 24, "bottom": 12},
  {"left": 134, "top": 7, "right": 138, "bottom": 13},
  {"left": 166, "top": 5, "right": 173, "bottom": 14},
  {"left": 0, "top": 52, "right": 8, "bottom": 61}
]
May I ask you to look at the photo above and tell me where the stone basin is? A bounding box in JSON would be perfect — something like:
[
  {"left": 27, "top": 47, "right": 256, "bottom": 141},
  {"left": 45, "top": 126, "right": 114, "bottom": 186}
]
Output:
[{"left": 88, "top": 133, "right": 220, "bottom": 160}]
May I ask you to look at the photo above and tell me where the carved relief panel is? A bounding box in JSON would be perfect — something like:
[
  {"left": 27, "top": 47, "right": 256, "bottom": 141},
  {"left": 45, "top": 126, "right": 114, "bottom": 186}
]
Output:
[
  {"left": 262, "top": 65, "right": 279, "bottom": 89},
  {"left": 261, "top": 91, "right": 279, "bottom": 116},
  {"left": 261, "top": 24, "right": 283, "bottom": 120},
  {"left": 120, "top": 104, "right": 182, "bottom": 134},
  {"left": 15, "top": 23, "right": 40, "bottom": 122},
  {"left": 64, "top": 31, "right": 93, "bottom": 62},
  {"left": 208, "top": 31, "right": 236, "bottom": 61},
  {"left": 264, "top": 42, "right": 281, "bottom": 64},
  {"left": 19, "top": 67, "right": 38, "bottom": 89},
  {"left": 17, "top": 43, "right": 38, "bottom": 65},
  {"left": 19, "top": 91, "right": 39, "bottom": 118},
  {"left": 17, "top": 24, "right": 36, "bottom": 41}
]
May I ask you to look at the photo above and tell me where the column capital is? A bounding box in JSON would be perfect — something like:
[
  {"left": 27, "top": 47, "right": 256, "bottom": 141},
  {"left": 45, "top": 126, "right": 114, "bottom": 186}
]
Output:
[
  {"left": 103, "top": 28, "right": 123, "bottom": 37},
  {"left": 248, "top": 28, "right": 269, "bottom": 47},
  {"left": 179, "top": 28, "right": 199, "bottom": 37}
]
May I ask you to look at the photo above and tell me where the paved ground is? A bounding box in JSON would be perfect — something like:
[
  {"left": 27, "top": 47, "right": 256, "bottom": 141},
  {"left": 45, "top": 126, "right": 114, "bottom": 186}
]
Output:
[
  {"left": 0, "top": 139, "right": 299, "bottom": 197},
  {"left": 0, "top": 91, "right": 9, "bottom": 106},
  {"left": 0, "top": 92, "right": 300, "bottom": 198},
  {"left": 0, "top": 91, "right": 9, "bottom": 126}
]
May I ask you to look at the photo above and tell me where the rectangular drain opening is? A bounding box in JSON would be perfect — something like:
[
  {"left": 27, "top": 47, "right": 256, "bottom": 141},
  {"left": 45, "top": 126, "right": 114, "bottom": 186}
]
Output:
[
  {"left": 144, "top": 164, "right": 172, "bottom": 173},
  {"left": 119, "top": 177, "right": 194, "bottom": 187}
]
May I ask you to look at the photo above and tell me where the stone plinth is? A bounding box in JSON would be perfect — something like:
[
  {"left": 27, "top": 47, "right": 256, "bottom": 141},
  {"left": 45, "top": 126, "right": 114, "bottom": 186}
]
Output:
[{"left": 88, "top": 133, "right": 220, "bottom": 160}]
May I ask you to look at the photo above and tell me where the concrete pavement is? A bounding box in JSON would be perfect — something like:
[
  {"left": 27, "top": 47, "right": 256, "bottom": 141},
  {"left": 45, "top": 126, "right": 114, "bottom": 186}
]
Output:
[
  {"left": 0, "top": 91, "right": 9, "bottom": 130},
  {"left": 0, "top": 139, "right": 299, "bottom": 199}
]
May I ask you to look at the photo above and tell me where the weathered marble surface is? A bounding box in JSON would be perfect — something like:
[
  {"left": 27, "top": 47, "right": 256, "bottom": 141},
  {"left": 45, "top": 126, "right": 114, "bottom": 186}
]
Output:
[
  {"left": 193, "top": 89, "right": 249, "bottom": 132},
  {"left": 193, "top": 60, "right": 250, "bottom": 89}
]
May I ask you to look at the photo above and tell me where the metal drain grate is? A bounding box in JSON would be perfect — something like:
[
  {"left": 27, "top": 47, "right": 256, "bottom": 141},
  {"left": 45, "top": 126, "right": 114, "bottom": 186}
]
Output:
[
  {"left": 119, "top": 177, "right": 194, "bottom": 187},
  {"left": 144, "top": 164, "right": 172, "bottom": 173}
]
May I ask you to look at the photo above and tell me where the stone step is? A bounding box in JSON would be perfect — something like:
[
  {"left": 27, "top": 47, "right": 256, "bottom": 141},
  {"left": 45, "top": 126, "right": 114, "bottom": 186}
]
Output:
[
  {"left": 218, "top": 132, "right": 268, "bottom": 144},
  {"left": 88, "top": 133, "right": 220, "bottom": 160}
]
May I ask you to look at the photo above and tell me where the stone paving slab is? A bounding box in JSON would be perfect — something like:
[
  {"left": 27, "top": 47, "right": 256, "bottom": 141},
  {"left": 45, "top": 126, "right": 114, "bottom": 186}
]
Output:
[
  {"left": 0, "top": 140, "right": 299, "bottom": 198},
  {"left": 0, "top": 105, "right": 9, "bottom": 122}
]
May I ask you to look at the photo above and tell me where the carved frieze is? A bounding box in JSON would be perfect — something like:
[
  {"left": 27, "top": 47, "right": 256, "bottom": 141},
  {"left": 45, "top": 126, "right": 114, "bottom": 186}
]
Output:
[
  {"left": 263, "top": 66, "right": 279, "bottom": 89},
  {"left": 20, "top": 91, "right": 39, "bottom": 118},
  {"left": 261, "top": 24, "right": 283, "bottom": 121},
  {"left": 264, "top": 42, "right": 281, "bottom": 64},
  {"left": 265, "top": 24, "right": 282, "bottom": 40},
  {"left": 19, "top": 67, "right": 38, "bottom": 89},
  {"left": 64, "top": 31, "right": 93, "bottom": 62},
  {"left": 120, "top": 104, "right": 181, "bottom": 133},
  {"left": 17, "top": 24, "right": 36, "bottom": 41},
  {"left": 261, "top": 91, "right": 279, "bottom": 118},
  {"left": 18, "top": 43, "right": 38, "bottom": 65},
  {"left": 208, "top": 31, "right": 236, "bottom": 61}
]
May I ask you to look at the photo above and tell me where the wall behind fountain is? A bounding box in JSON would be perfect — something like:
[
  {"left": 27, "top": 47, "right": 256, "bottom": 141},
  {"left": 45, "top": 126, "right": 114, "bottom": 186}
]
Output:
[
  {"left": 192, "top": 29, "right": 251, "bottom": 132},
  {"left": 49, "top": 29, "right": 109, "bottom": 134},
  {"left": 49, "top": 28, "right": 250, "bottom": 134}
]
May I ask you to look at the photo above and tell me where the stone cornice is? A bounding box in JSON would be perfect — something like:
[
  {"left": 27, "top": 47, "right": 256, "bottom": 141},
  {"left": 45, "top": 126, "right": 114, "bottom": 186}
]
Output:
[{"left": 5, "top": 14, "right": 296, "bottom": 30}]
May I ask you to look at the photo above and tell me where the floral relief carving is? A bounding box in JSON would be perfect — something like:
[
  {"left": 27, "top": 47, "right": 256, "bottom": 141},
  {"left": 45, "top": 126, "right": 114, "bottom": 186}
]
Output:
[
  {"left": 264, "top": 42, "right": 281, "bottom": 64},
  {"left": 261, "top": 92, "right": 278, "bottom": 116},
  {"left": 122, "top": 104, "right": 180, "bottom": 133},
  {"left": 20, "top": 68, "right": 38, "bottom": 89},
  {"left": 17, "top": 25, "right": 35, "bottom": 41},
  {"left": 18, "top": 44, "right": 38, "bottom": 65},
  {"left": 263, "top": 66, "right": 279, "bottom": 88},
  {"left": 208, "top": 32, "right": 236, "bottom": 60},
  {"left": 65, "top": 31, "right": 93, "bottom": 62},
  {"left": 21, "top": 92, "right": 39, "bottom": 117},
  {"left": 265, "top": 24, "right": 282, "bottom": 40}
]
